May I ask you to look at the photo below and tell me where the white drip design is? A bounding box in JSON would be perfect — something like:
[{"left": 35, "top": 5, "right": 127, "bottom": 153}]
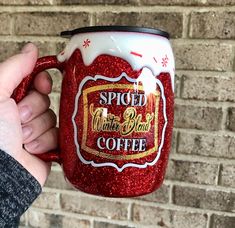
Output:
[{"left": 58, "top": 32, "right": 175, "bottom": 91}]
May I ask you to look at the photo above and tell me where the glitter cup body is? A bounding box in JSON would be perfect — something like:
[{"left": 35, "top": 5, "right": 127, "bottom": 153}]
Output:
[{"left": 57, "top": 26, "right": 175, "bottom": 197}]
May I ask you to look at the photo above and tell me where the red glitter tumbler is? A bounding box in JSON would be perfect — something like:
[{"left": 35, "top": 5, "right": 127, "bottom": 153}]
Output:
[{"left": 13, "top": 26, "right": 175, "bottom": 197}]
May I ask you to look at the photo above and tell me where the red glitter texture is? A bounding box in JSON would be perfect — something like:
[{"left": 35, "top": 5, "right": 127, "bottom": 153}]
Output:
[
  {"left": 13, "top": 50, "right": 174, "bottom": 198},
  {"left": 60, "top": 49, "right": 174, "bottom": 197}
]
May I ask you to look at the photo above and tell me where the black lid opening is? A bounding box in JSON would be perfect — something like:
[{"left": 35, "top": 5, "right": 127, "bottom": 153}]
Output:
[{"left": 61, "top": 26, "right": 170, "bottom": 39}]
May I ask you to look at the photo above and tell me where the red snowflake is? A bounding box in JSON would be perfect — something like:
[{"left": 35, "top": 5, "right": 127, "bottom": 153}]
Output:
[
  {"left": 161, "top": 54, "right": 169, "bottom": 67},
  {"left": 83, "top": 39, "right": 91, "bottom": 48},
  {"left": 130, "top": 51, "right": 142, "bottom": 57}
]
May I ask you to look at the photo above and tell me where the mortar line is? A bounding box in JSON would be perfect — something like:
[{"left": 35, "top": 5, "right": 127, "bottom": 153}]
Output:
[
  {"left": 9, "top": 12, "right": 15, "bottom": 36},
  {"left": 30, "top": 201, "right": 235, "bottom": 219},
  {"left": 231, "top": 39, "right": 235, "bottom": 71},
  {"left": 127, "top": 203, "right": 133, "bottom": 221},
  {"left": 42, "top": 181, "right": 235, "bottom": 205},
  {"left": 136, "top": 0, "right": 141, "bottom": 6},
  {"left": 175, "top": 130, "right": 180, "bottom": 154},
  {"left": 174, "top": 126, "right": 235, "bottom": 137},
  {"left": 216, "top": 164, "right": 223, "bottom": 186},
  {"left": 0, "top": 5, "right": 235, "bottom": 13},
  {"left": 173, "top": 129, "right": 179, "bottom": 154},
  {"left": 169, "top": 153, "right": 235, "bottom": 165},
  {"left": 169, "top": 183, "right": 174, "bottom": 204},
  {"left": 220, "top": 100, "right": 229, "bottom": 131},
  {"left": 176, "top": 68, "right": 235, "bottom": 73},
  {"left": 176, "top": 70, "right": 235, "bottom": 78},
  {"left": 177, "top": 69, "right": 184, "bottom": 99},
  {"left": 207, "top": 213, "right": 212, "bottom": 228},
  {"left": 51, "top": 165, "right": 63, "bottom": 171},
  {"left": 23, "top": 211, "right": 29, "bottom": 227},
  {"left": 175, "top": 97, "right": 235, "bottom": 107},
  {"left": 90, "top": 12, "right": 95, "bottom": 26},
  {"left": 0, "top": 35, "right": 66, "bottom": 42},
  {"left": 183, "top": 10, "right": 190, "bottom": 38},
  {"left": 164, "top": 180, "right": 235, "bottom": 192},
  {"left": 43, "top": 176, "right": 235, "bottom": 197},
  {"left": 171, "top": 38, "right": 235, "bottom": 44},
  {"left": 29, "top": 207, "right": 138, "bottom": 227},
  {"left": 90, "top": 219, "right": 94, "bottom": 228}
]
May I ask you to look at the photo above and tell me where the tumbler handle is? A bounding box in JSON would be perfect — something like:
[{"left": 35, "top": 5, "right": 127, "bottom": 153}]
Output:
[{"left": 12, "top": 56, "right": 64, "bottom": 163}]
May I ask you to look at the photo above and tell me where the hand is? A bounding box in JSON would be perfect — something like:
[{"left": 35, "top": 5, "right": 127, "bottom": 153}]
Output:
[{"left": 0, "top": 43, "right": 58, "bottom": 186}]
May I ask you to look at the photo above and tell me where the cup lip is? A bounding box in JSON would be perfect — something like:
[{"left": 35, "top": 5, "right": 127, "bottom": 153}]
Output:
[{"left": 60, "top": 25, "right": 170, "bottom": 39}]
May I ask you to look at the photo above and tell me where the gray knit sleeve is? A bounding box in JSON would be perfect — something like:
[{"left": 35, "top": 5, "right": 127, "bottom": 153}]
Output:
[{"left": 0, "top": 149, "right": 42, "bottom": 227}]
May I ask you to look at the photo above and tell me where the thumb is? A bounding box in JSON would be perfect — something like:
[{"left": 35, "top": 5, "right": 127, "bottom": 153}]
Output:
[{"left": 0, "top": 43, "right": 38, "bottom": 99}]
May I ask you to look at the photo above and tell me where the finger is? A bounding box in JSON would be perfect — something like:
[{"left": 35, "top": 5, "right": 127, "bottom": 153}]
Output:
[
  {"left": 17, "top": 90, "right": 50, "bottom": 124},
  {"left": 24, "top": 127, "right": 58, "bottom": 154},
  {"left": 33, "top": 71, "right": 53, "bottom": 95},
  {"left": 22, "top": 109, "right": 57, "bottom": 144},
  {"left": 0, "top": 43, "right": 38, "bottom": 99}
]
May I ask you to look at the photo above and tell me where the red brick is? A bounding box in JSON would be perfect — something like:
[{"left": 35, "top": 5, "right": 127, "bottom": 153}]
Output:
[
  {"left": 28, "top": 210, "right": 90, "bottom": 228},
  {"left": 56, "top": 0, "right": 138, "bottom": 4},
  {"left": 174, "top": 103, "right": 223, "bottom": 131},
  {"left": 141, "top": 0, "right": 206, "bottom": 5},
  {"left": 181, "top": 72, "right": 219, "bottom": 101},
  {"left": 173, "top": 185, "right": 235, "bottom": 212},
  {"left": 45, "top": 169, "right": 73, "bottom": 190},
  {"left": 181, "top": 72, "right": 235, "bottom": 102},
  {"left": 211, "top": 214, "right": 235, "bottom": 228},
  {"left": 227, "top": 107, "right": 235, "bottom": 131},
  {"left": 133, "top": 204, "right": 208, "bottom": 227},
  {"left": 0, "top": 41, "right": 56, "bottom": 62},
  {"left": 142, "top": 0, "right": 235, "bottom": 5},
  {"left": 172, "top": 210, "right": 208, "bottom": 228},
  {"left": 0, "top": 14, "right": 12, "bottom": 35},
  {"left": 61, "top": 194, "right": 129, "bottom": 219},
  {"left": 173, "top": 42, "right": 234, "bottom": 71},
  {"left": 190, "top": 11, "right": 235, "bottom": 39},
  {"left": 220, "top": 164, "right": 235, "bottom": 188},
  {"left": 94, "top": 222, "right": 132, "bottom": 228},
  {"left": 166, "top": 160, "right": 219, "bottom": 185},
  {"left": 32, "top": 191, "right": 60, "bottom": 210},
  {"left": 0, "top": 41, "right": 22, "bottom": 62},
  {"left": 178, "top": 131, "right": 235, "bottom": 159},
  {"left": 138, "top": 183, "right": 170, "bottom": 203},
  {"left": 14, "top": 12, "right": 90, "bottom": 35},
  {"left": 207, "top": 0, "right": 235, "bottom": 5},
  {"left": 133, "top": 204, "right": 172, "bottom": 226},
  {"left": 0, "top": 0, "right": 53, "bottom": 4}
]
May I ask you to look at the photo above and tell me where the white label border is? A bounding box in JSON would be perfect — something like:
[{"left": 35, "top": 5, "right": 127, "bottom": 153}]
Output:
[{"left": 72, "top": 73, "right": 168, "bottom": 172}]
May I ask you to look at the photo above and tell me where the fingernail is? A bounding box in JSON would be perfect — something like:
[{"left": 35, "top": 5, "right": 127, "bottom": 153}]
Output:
[
  {"left": 22, "top": 126, "right": 32, "bottom": 141},
  {"left": 21, "top": 43, "right": 33, "bottom": 54},
  {"left": 19, "top": 106, "right": 32, "bottom": 123},
  {"left": 25, "top": 140, "right": 39, "bottom": 152}
]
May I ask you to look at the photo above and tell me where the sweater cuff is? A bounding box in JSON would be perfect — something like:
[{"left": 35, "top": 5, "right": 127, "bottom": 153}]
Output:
[{"left": 0, "top": 149, "right": 42, "bottom": 225}]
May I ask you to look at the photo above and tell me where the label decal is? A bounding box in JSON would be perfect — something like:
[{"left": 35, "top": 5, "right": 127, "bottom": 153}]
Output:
[{"left": 72, "top": 73, "right": 167, "bottom": 172}]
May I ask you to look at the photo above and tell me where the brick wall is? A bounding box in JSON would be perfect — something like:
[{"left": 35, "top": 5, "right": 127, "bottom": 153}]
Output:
[{"left": 0, "top": 0, "right": 234, "bottom": 227}]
